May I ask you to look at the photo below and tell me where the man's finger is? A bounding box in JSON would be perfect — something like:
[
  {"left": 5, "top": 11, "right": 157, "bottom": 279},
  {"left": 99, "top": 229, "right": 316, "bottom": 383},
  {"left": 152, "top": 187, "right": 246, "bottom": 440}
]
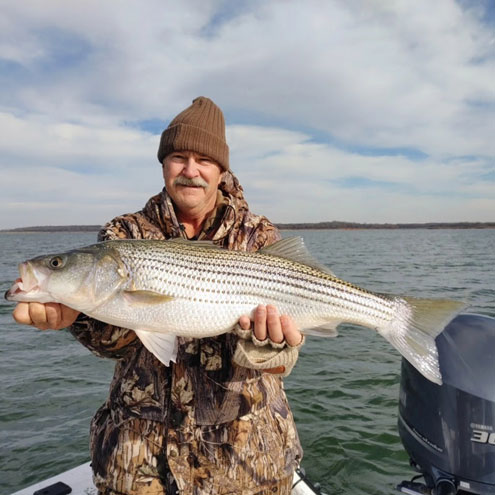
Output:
[
  {"left": 266, "top": 305, "right": 283, "bottom": 343},
  {"left": 29, "top": 302, "right": 48, "bottom": 327},
  {"left": 12, "top": 303, "right": 33, "bottom": 325},
  {"left": 238, "top": 315, "right": 251, "bottom": 331},
  {"left": 281, "top": 314, "right": 303, "bottom": 346},
  {"left": 60, "top": 305, "right": 80, "bottom": 328},
  {"left": 45, "top": 303, "right": 62, "bottom": 329},
  {"left": 254, "top": 305, "right": 267, "bottom": 341}
]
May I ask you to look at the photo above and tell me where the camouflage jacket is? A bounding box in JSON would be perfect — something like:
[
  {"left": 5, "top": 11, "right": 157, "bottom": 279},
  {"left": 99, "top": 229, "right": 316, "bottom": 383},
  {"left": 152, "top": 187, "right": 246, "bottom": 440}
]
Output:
[{"left": 70, "top": 171, "right": 303, "bottom": 495}]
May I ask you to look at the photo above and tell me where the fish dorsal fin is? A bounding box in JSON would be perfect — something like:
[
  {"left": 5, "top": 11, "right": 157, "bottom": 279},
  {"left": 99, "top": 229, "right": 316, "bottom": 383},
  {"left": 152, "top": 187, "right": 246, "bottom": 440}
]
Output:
[
  {"left": 167, "top": 238, "right": 222, "bottom": 250},
  {"left": 259, "top": 237, "right": 335, "bottom": 276}
]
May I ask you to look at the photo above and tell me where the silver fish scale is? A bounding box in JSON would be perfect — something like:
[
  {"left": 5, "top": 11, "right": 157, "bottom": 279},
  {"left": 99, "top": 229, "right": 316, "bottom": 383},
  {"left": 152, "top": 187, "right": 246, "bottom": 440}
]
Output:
[{"left": 109, "top": 240, "right": 397, "bottom": 334}]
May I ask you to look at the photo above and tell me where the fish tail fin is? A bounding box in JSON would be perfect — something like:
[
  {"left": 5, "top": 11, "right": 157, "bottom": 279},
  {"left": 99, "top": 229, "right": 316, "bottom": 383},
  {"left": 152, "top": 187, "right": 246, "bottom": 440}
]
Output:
[{"left": 377, "top": 297, "right": 467, "bottom": 385}]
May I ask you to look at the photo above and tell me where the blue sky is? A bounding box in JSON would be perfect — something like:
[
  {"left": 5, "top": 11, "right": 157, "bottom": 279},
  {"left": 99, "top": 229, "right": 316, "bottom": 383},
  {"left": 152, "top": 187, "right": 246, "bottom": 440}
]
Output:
[{"left": 0, "top": 0, "right": 494, "bottom": 229}]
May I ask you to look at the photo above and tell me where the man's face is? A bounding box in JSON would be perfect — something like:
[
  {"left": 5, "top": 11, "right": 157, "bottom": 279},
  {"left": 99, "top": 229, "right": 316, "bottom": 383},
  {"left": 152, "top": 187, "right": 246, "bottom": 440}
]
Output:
[{"left": 162, "top": 151, "right": 223, "bottom": 217}]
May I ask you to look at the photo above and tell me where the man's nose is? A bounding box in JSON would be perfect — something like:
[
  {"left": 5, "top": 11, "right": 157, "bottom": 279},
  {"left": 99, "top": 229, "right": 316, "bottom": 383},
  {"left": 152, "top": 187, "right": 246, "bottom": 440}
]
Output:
[{"left": 182, "top": 157, "right": 199, "bottom": 177}]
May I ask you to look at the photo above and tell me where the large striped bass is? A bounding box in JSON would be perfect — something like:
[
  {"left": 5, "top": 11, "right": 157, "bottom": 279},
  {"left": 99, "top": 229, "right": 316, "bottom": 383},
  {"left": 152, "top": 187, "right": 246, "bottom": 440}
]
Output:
[{"left": 5, "top": 237, "right": 466, "bottom": 384}]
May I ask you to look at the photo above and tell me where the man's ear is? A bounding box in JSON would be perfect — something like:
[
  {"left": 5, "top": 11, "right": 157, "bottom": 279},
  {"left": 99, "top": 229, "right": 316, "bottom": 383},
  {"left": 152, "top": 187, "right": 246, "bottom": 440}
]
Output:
[{"left": 217, "top": 169, "right": 225, "bottom": 186}]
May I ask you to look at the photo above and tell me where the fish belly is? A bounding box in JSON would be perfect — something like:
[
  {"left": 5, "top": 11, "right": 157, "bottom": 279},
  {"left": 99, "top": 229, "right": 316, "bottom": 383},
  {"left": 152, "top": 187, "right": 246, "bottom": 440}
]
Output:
[
  {"left": 86, "top": 295, "right": 254, "bottom": 337},
  {"left": 86, "top": 289, "right": 341, "bottom": 338}
]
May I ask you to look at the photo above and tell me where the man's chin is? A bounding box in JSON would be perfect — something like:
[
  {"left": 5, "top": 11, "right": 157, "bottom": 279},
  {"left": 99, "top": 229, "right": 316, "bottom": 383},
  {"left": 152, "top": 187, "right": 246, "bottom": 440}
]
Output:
[
  {"left": 178, "top": 186, "right": 206, "bottom": 197},
  {"left": 173, "top": 190, "right": 206, "bottom": 207}
]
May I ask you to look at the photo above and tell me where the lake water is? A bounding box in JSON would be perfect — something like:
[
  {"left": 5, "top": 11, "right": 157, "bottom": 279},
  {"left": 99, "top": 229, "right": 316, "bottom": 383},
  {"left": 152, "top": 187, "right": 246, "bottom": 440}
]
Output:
[{"left": 1, "top": 229, "right": 494, "bottom": 494}]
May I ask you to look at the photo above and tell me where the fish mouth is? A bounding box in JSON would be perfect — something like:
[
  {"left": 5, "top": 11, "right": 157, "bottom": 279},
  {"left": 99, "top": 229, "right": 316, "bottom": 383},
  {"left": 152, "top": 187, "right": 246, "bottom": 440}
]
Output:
[{"left": 4, "top": 262, "right": 46, "bottom": 301}]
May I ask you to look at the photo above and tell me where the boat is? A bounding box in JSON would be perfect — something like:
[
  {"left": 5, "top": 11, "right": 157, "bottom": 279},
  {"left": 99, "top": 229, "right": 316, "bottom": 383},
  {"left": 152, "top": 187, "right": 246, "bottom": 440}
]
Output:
[
  {"left": 11, "top": 462, "right": 328, "bottom": 495},
  {"left": 396, "top": 314, "right": 495, "bottom": 495}
]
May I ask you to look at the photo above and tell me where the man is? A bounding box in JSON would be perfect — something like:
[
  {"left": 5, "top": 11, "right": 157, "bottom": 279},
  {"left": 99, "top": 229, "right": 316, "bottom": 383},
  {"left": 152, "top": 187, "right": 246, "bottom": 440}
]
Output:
[{"left": 12, "top": 97, "right": 304, "bottom": 494}]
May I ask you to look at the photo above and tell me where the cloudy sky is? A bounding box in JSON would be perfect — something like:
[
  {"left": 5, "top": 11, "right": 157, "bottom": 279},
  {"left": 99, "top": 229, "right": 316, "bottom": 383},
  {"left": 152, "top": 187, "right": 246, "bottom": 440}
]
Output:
[{"left": 1, "top": 0, "right": 494, "bottom": 229}]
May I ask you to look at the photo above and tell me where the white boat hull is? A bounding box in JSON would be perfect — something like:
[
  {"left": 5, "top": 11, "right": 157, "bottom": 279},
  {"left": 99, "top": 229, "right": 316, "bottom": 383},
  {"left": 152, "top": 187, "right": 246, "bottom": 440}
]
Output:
[{"left": 11, "top": 462, "right": 325, "bottom": 495}]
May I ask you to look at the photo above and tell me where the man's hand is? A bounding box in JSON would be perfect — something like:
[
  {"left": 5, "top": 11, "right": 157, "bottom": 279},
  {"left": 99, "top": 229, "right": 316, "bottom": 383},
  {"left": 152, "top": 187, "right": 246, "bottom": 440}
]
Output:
[
  {"left": 12, "top": 302, "right": 80, "bottom": 331},
  {"left": 239, "top": 304, "right": 302, "bottom": 346}
]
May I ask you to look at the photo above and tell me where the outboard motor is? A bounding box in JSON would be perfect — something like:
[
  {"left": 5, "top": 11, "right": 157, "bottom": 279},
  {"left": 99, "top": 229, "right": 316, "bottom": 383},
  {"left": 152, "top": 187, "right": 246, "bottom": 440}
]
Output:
[{"left": 397, "top": 313, "right": 495, "bottom": 495}]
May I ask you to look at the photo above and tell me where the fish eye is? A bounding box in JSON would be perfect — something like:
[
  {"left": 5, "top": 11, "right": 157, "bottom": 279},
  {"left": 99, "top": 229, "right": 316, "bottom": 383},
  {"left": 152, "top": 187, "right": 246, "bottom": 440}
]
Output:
[{"left": 48, "top": 256, "right": 65, "bottom": 269}]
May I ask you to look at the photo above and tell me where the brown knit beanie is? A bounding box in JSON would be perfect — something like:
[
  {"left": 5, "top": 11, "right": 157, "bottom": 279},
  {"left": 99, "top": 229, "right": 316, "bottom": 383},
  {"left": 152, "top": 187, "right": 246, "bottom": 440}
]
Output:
[{"left": 157, "top": 97, "right": 229, "bottom": 170}]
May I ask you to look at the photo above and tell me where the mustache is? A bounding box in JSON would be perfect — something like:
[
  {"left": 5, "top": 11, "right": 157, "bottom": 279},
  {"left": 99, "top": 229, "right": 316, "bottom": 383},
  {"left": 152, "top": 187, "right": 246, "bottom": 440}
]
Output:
[{"left": 174, "top": 176, "right": 209, "bottom": 188}]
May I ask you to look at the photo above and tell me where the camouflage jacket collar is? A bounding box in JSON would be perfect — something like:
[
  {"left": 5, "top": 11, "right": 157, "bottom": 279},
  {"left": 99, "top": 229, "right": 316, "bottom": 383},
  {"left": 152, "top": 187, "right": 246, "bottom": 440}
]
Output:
[{"left": 142, "top": 171, "right": 250, "bottom": 243}]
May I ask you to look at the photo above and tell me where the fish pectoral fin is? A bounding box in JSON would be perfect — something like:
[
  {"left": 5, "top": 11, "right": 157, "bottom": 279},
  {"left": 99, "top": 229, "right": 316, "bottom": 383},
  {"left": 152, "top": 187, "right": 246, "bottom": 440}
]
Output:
[
  {"left": 301, "top": 321, "right": 341, "bottom": 337},
  {"left": 123, "top": 290, "right": 174, "bottom": 305},
  {"left": 134, "top": 330, "right": 177, "bottom": 366}
]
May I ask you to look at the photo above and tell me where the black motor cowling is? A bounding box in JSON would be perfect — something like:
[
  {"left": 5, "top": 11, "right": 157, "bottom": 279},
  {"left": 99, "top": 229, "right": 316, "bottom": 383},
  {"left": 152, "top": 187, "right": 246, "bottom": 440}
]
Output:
[{"left": 397, "top": 313, "right": 495, "bottom": 495}]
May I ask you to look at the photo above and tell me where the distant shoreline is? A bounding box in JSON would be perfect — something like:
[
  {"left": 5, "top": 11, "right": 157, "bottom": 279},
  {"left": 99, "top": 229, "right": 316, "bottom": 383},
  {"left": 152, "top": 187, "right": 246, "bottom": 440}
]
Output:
[
  {"left": 1, "top": 221, "right": 494, "bottom": 233},
  {"left": 0, "top": 225, "right": 102, "bottom": 233},
  {"left": 277, "top": 221, "right": 495, "bottom": 230}
]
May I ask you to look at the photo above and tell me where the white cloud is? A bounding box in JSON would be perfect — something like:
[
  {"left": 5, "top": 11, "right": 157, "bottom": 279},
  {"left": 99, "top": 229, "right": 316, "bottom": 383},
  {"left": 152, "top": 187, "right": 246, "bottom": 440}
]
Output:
[
  {"left": 228, "top": 125, "right": 494, "bottom": 223},
  {"left": 0, "top": 0, "right": 493, "bottom": 228},
  {"left": 0, "top": 112, "right": 156, "bottom": 162}
]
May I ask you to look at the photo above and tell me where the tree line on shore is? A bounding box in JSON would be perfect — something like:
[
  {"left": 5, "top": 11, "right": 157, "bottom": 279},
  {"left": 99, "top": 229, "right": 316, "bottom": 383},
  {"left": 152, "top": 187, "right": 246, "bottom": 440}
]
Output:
[
  {"left": 2, "top": 221, "right": 495, "bottom": 233},
  {"left": 276, "top": 221, "right": 495, "bottom": 230}
]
